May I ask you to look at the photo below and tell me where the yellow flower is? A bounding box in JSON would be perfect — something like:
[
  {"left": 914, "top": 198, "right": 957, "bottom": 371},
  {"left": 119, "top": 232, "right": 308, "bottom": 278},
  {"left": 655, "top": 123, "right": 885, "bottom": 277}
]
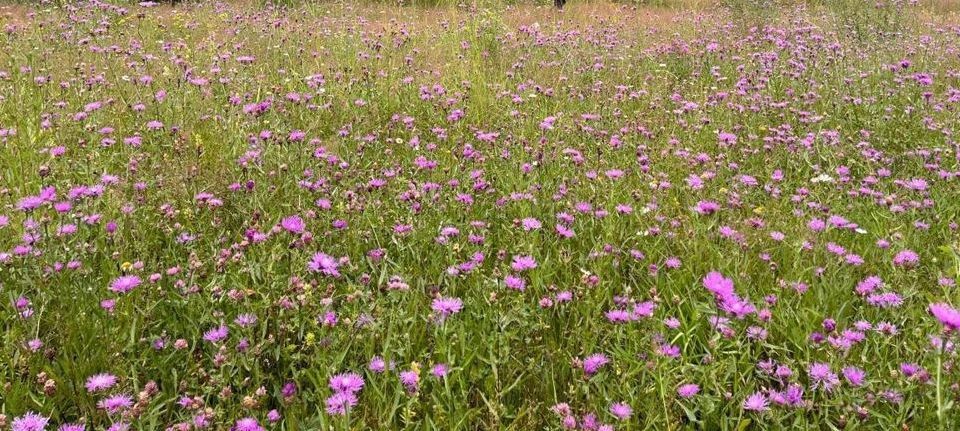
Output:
[
  {"left": 753, "top": 206, "right": 765, "bottom": 215},
  {"left": 120, "top": 262, "right": 133, "bottom": 271}
]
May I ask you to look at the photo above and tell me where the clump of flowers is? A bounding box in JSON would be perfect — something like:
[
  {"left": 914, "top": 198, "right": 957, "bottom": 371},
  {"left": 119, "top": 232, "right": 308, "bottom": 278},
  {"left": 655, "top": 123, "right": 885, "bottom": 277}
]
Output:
[{"left": 326, "top": 372, "right": 365, "bottom": 416}]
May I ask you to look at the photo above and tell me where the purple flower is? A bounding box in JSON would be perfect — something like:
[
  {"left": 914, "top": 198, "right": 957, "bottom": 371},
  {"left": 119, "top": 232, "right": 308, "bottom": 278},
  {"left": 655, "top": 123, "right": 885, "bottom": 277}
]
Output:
[
  {"left": 280, "top": 215, "right": 305, "bottom": 233},
  {"left": 521, "top": 217, "right": 542, "bottom": 231},
  {"left": 583, "top": 353, "right": 609, "bottom": 375},
  {"left": 718, "top": 131, "right": 737, "bottom": 144},
  {"left": 267, "top": 410, "right": 281, "bottom": 423},
  {"left": 281, "top": 381, "right": 298, "bottom": 399},
  {"left": 325, "top": 392, "right": 358, "bottom": 415},
  {"left": 856, "top": 275, "right": 883, "bottom": 295},
  {"left": 702, "top": 272, "right": 735, "bottom": 298},
  {"left": 634, "top": 301, "right": 656, "bottom": 318},
  {"left": 432, "top": 296, "right": 463, "bottom": 319},
  {"left": 17, "top": 196, "right": 45, "bottom": 211},
  {"left": 510, "top": 255, "right": 537, "bottom": 272},
  {"left": 843, "top": 367, "right": 866, "bottom": 387},
  {"left": 85, "top": 373, "right": 117, "bottom": 393},
  {"left": 234, "top": 313, "right": 258, "bottom": 327},
  {"left": 12, "top": 412, "right": 49, "bottom": 431},
  {"left": 399, "top": 370, "right": 420, "bottom": 392},
  {"left": 369, "top": 356, "right": 386, "bottom": 373},
  {"left": 677, "top": 384, "right": 700, "bottom": 398},
  {"left": 742, "top": 392, "right": 769, "bottom": 411},
  {"left": 308, "top": 252, "right": 341, "bottom": 277},
  {"left": 929, "top": 303, "right": 960, "bottom": 332},
  {"left": 109, "top": 275, "right": 141, "bottom": 294},
  {"left": 808, "top": 363, "right": 840, "bottom": 391},
  {"left": 893, "top": 249, "right": 919, "bottom": 267},
  {"left": 694, "top": 200, "right": 721, "bottom": 215},
  {"left": 431, "top": 363, "right": 449, "bottom": 379},
  {"left": 703, "top": 271, "right": 754, "bottom": 319},
  {"left": 203, "top": 325, "right": 229, "bottom": 343},
  {"left": 769, "top": 384, "right": 805, "bottom": 407},
  {"left": 233, "top": 417, "right": 264, "bottom": 431},
  {"left": 329, "top": 372, "right": 365, "bottom": 394},
  {"left": 606, "top": 309, "right": 631, "bottom": 323},
  {"left": 867, "top": 292, "right": 903, "bottom": 308},
  {"left": 98, "top": 394, "right": 133, "bottom": 414},
  {"left": 540, "top": 116, "right": 557, "bottom": 130},
  {"left": 504, "top": 275, "right": 526, "bottom": 291},
  {"left": 900, "top": 362, "right": 921, "bottom": 378},
  {"left": 609, "top": 402, "right": 632, "bottom": 420}
]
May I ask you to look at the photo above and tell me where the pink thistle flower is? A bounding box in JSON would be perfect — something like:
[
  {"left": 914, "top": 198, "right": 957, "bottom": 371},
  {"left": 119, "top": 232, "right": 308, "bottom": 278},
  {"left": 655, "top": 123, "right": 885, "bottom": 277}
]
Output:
[
  {"left": 109, "top": 275, "right": 141, "bottom": 294},
  {"left": 929, "top": 303, "right": 960, "bottom": 332},
  {"left": 85, "top": 373, "right": 117, "bottom": 393},
  {"left": 308, "top": 252, "right": 341, "bottom": 277},
  {"left": 583, "top": 353, "right": 609, "bottom": 375}
]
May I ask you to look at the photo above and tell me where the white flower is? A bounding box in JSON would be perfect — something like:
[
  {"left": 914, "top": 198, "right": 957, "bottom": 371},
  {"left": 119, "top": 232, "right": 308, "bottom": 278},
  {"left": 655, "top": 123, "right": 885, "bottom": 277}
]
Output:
[{"left": 811, "top": 174, "right": 835, "bottom": 183}]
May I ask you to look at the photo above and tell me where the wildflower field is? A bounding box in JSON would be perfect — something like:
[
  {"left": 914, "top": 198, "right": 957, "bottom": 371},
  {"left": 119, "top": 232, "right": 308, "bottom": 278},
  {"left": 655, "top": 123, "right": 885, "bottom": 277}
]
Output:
[{"left": 1, "top": 0, "right": 960, "bottom": 429}]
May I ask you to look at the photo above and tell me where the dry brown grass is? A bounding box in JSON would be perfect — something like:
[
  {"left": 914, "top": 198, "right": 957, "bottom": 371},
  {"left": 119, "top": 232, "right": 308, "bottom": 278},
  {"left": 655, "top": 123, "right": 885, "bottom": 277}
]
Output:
[
  {"left": 0, "top": 4, "right": 32, "bottom": 26},
  {"left": 922, "top": 0, "right": 960, "bottom": 13}
]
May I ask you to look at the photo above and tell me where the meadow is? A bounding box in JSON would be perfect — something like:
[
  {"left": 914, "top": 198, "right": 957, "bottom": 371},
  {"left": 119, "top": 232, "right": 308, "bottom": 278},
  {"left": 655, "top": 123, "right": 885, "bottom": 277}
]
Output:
[{"left": 1, "top": 0, "right": 960, "bottom": 429}]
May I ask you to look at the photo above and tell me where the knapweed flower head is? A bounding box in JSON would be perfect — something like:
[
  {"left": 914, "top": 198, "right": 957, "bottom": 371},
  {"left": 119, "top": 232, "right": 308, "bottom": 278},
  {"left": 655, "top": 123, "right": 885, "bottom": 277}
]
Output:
[
  {"left": 808, "top": 362, "right": 840, "bottom": 391},
  {"left": 109, "top": 275, "right": 141, "bottom": 294},
  {"left": 893, "top": 249, "right": 919, "bottom": 267},
  {"left": 521, "top": 217, "right": 542, "bottom": 231},
  {"left": 267, "top": 410, "right": 281, "bottom": 423},
  {"left": 234, "top": 313, "right": 258, "bottom": 327},
  {"left": 768, "top": 384, "right": 805, "bottom": 407},
  {"left": 308, "top": 252, "right": 341, "bottom": 277},
  {"left": 431, "top": 363, "right": 449, "bottom": 378},
  {"left": 233, "top": 417, "right": 264, "bottom": 431},
  {"left": 510, "top": 255, "right": 537, "bottom": 272},
  {"left": 280, "top": 215, "right": 306, "bottom": 233},
  {"left": 400, "top": 369, "right": 420, "bottom": 393},
  {"left": 583, "top": 353, "right": 609, "bottom": 375},
  {"left": 203, "top": 325, "right": 229, "bottom": 343},
  {"left": 432, "top": 296, "right": 463, "bottom": 320},
  {"left": 12, "top": 412, "right": 49, "bottom": 431},
  {"left": 743, "top": 392, "right": 769, "bottom": 412},
  {"left": 702, "top": 271, "right": 754, "bottom": 318},
  {"left": 325, "top": 391, "right": 358, "bottom": 416},
  {"left": 504, "top": 274, "right": 526, "bottom": 291},
  {"left": 106, "top": 422, "right": 130, "bottom": 431},
  {"left": 85, "top": 373, "right": 118, "bottom": 393},
  {"left": 329, "top": 372, "right": 365, "bottom": 394},
  {"left": 325, "top": 368, "right": 366, "bottom": 415},
  {"left": 929, "top": 303, "right": 960, "bottom": 332},
  {"left": 369, "top": 356, "right": 387, "bottom": 373},
  {"left": 677, "top": 384, "right": 700, "bottom": 398},
  {"left": 98, "top": 394, "right": 134, "bottom": 414},
  {"left": 325, "top": 392, "right": 357, "bottom": 416},
  {"left": 694, "top": 200, "right": 721, "bottom": 215},
  {"left": 609, "top": 402, "right": 632, "bottom": 420}
]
